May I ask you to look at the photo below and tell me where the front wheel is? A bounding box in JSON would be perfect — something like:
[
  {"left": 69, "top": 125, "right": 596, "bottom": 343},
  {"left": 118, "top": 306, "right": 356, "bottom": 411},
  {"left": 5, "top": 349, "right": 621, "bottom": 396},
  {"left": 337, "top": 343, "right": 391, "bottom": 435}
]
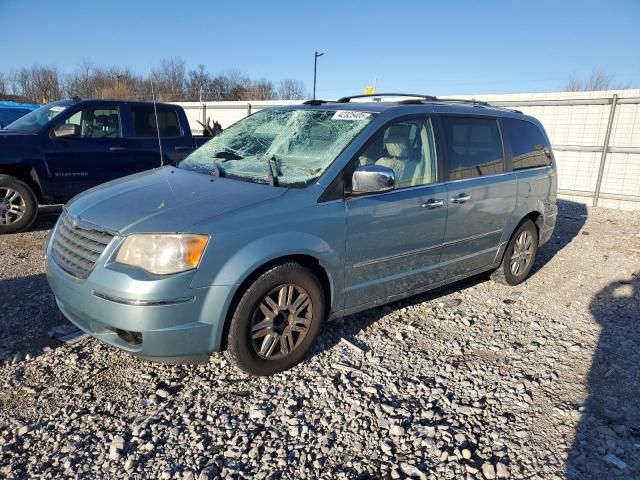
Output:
[
  {"left": 224, "top": 263, "right": 325, "bottom": 376},
  {"left": 0, "top": 175, "right": 38, "bottom": 234},
  {"left": 492, "top": 219, "right": 538, "bottom": 286}
]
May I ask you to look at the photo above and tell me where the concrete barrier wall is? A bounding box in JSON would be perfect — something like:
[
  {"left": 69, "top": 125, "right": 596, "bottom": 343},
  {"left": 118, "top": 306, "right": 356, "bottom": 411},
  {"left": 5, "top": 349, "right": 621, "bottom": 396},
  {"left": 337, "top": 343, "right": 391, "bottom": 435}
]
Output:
[{"left": 174, "top": 89, "right": 640, "bottom": 210}]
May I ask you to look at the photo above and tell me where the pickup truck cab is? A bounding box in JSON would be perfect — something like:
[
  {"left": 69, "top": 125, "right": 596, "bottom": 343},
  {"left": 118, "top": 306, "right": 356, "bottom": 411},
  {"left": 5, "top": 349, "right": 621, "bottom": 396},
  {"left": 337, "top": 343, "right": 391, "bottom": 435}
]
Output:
[
  {"left": 0, "top": 99, "right": 209, "bottom": 233},
  {"left": 45, "top": 93, "right": 558, "bottom": 376}
]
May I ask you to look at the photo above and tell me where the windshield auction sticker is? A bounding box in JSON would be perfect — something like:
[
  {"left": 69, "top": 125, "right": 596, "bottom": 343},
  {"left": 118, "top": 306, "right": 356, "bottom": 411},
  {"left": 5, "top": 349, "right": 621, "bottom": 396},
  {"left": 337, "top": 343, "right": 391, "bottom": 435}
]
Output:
[{"left": 332, "top": 110, "right": 372, "bottom": 121}]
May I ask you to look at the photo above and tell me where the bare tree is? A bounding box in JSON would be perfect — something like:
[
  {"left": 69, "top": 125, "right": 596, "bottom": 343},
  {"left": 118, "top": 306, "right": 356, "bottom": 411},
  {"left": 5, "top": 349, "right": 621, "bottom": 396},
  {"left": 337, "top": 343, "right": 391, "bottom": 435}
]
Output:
[
  {"left": 65, "top": 58, "right": 95, "bottom": 98},
  {"left": 153, "top": 57, "right": 186, "bottom": 101},
  {"left": 1, "top": 60, "right": 306, "bottom": 103},
  {"left": 565, "top": 68, "right": 633, "bottom": 92},
  {"left": 11, "top": 65, "right": 64, "bottom": 103},
  {"left": 278, "top": 79, "right": 307, "bottom": 100},
  {"left": 248, "top": 79, "right": 276, "bottom": 100}
]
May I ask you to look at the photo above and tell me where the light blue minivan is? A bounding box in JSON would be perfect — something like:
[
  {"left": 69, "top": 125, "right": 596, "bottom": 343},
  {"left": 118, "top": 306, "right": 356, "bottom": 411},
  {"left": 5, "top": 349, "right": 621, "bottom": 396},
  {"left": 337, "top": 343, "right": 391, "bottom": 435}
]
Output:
[{"left": 45, "top": 94, "right": 557, "bottom": 375}]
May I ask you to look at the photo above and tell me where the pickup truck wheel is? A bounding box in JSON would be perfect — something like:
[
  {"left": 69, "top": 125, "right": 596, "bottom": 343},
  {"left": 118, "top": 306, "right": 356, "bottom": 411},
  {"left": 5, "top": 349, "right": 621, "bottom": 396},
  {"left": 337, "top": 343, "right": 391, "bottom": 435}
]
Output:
[
  {"left": 224, "top": 263, "right": 325, "bottom": 376},
  {"left": 492, "top": 219, "right": 538, "bottom": 286},
  {"left": 0, "top": 175, "right": 38, "bottom": 234}
]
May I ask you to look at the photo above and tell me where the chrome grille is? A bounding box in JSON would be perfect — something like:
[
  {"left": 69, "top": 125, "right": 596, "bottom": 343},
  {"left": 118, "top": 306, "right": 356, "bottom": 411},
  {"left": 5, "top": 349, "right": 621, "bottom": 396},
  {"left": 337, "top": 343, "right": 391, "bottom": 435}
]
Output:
[{"left": 51, "top": 213, "right": 114, "bottom": 279}]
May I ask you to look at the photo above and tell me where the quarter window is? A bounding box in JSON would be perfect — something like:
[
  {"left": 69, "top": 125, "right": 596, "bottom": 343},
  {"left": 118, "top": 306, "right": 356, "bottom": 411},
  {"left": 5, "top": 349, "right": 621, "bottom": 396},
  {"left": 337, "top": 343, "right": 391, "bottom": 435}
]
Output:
[
  {"left": 64, "top": 107, "right": 122, "bottom": 138},
  {"left": 502, "top": 118, "right": 551, "bottom": 170},
  {"left": 441, "top": 117, "right": 504, "bottom": 180},
  {"left": 358, "top": 117, "right": 437, "bottom": 188},
  {"left": 131, "top": 106, "right": 181, "bottom": 138}
]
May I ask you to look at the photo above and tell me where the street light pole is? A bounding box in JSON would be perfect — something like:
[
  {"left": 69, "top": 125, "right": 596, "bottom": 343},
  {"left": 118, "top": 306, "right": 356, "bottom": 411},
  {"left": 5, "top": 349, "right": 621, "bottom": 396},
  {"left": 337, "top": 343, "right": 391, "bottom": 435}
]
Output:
[{"left": 313, "top": 51, "right": 324, "bottom": 100}]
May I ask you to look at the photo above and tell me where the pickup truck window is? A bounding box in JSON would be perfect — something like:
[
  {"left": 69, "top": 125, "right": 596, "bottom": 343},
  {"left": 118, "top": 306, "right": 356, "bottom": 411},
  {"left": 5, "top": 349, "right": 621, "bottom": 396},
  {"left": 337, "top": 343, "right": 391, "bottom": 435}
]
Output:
[
  {"left": 180, "top": 108, "right": 375, "bottom": 187},
  {"left": 64, "top": 107, "right": 122, "bottom": 138},
  {"left": 3, "top": 102, "right": 70, "bottom": 132},
  {"left": 132, "top": 106, "right": 181, "bottom": 138}
]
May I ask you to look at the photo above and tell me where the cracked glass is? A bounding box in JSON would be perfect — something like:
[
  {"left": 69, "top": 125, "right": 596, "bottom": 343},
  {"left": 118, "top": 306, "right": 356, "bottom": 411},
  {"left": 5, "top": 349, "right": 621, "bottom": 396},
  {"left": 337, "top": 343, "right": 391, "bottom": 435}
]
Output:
[{"left": 180, "top": 108, "right": 375, "bottom": 187}]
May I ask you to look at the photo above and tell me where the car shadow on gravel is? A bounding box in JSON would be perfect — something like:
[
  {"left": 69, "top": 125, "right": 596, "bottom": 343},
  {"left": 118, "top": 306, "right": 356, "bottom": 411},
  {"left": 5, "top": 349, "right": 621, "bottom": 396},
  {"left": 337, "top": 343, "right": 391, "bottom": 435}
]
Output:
[
  {"left": 317, "top": 199, "right": 588, "bottom": 356},
  {"left": 0, "top": 273, "right": 62, "bottom": 359},
  {"left": 566, "top": 275, "right": 640, "bottom": 479},
  {"left": 529, "top": 199, "right": 587, "bottom": 278},
  {"left": 29, "top": 205, "right": 62, "bottom": 232}
]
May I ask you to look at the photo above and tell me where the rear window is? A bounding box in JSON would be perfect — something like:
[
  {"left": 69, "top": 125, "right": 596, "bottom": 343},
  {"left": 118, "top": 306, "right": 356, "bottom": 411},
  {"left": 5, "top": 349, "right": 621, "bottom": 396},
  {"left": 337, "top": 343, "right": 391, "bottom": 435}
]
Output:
[
  {"left": 502, "top": 118, "right": 551, "bottom": 170},
  {"left": 131, "top": 106, "right": 181, "bottom": 138},
  {"left": 441, "top": 117, "right": 504, "bottom": 180}
]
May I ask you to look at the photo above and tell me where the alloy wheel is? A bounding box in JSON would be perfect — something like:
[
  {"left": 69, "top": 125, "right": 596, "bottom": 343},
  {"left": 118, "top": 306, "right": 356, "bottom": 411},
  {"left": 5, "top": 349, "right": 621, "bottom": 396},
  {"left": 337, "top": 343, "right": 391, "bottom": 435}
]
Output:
[
  {"left": 0, "top": 188, "right": 26, "bottom": 226},
  {"left": 250, "top": 284, "right": 313, "bottom": 360},
  {"left": 510, "top": 230, "right": 534, "bottom": 276}
]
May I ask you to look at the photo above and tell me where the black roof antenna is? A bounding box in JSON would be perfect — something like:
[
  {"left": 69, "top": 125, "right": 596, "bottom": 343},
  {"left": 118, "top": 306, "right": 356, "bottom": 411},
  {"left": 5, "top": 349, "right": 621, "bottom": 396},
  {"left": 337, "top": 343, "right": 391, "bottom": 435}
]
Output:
[{"left": 149, "top": 71, "right": 164, "bottom": 167}]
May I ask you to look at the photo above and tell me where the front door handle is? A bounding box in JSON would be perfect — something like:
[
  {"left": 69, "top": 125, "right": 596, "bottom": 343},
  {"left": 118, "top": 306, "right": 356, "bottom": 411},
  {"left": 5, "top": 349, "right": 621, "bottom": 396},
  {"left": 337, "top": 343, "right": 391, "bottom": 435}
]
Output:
[
  {"left": 422, "top": 199, "right": 444, "bottom": 209},
  {"left": 451, "top": 194, "right": 471, "bottom": 204},
  {"left": 109, "top": 146, "right": 128, "bottom": 152}
]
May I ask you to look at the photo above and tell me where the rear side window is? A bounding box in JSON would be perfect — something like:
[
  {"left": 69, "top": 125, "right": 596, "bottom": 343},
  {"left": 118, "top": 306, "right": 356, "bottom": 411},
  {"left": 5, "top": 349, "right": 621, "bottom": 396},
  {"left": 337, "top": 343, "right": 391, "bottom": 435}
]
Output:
[
  {"left": 503, "top": 118, "right": 551, "bottom": 170},
  {"left": 131, "top": 106, "right": 181, "bottom": 138},
  {"left": 441, "top": 117, "right": 504, "bottom": 180}
]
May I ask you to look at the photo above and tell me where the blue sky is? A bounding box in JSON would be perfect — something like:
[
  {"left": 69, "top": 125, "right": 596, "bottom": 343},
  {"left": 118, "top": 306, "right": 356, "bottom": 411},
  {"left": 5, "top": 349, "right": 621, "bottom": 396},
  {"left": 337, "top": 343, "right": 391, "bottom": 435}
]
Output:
[{"left": 1, "top": 0, "right": 638, "bottom": 97}]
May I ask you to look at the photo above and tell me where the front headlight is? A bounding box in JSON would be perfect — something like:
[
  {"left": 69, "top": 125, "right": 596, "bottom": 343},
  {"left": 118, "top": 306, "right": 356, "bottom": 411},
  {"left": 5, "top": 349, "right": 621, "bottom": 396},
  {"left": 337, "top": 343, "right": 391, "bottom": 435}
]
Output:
[{"left": 115, "top": 234, "right": 209, "bottom": 275}]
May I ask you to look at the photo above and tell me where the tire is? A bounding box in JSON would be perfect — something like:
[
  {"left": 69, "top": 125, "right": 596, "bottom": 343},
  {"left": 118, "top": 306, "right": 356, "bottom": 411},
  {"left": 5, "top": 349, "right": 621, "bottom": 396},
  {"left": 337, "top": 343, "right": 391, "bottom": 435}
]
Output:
[
  {"left": 224, "top": 262, "right": 325, "bottom": 376},
  {"left": 491, "top": 219, "right": 538, "bottom": 286},
  {"left": 0, "top": 175, "right": 38, "bottom": 234}
]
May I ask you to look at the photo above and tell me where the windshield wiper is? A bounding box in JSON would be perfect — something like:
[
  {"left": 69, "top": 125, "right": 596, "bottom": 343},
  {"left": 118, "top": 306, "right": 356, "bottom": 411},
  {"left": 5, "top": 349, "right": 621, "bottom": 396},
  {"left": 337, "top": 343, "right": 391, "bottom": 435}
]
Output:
[
  {"left": 261, "top": 155, "right": 280, "bottom": 187},
  {"left": 214, "top": 150, "right": 243, "bottom": 161}
]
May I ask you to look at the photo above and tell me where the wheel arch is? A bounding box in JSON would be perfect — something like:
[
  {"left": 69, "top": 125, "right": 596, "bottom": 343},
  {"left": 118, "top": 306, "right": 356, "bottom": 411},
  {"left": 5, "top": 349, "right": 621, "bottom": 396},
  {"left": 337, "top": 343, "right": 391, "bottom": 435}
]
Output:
[
  {"left": 218, "top": 253, "right": 333, "bottom": 351},
  {"left": 0, "top": 165, "right": 44, "bottom": 202},
  {"left": 495, "top": 207, "right": 544, "bottom": 266}
]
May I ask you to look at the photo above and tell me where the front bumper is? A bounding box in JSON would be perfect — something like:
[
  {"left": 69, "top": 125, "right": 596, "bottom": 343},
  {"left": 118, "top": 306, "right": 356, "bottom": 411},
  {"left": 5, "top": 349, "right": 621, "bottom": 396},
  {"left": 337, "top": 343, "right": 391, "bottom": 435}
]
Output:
[{"left": 45, "top": 253, "right": 234, "bottom": 361}]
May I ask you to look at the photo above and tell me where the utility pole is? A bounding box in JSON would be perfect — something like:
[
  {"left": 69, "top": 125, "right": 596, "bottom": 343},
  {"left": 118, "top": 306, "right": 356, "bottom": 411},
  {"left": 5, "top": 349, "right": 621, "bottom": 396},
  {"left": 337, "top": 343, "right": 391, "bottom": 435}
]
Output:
[{"left": 313, "top": 51, "right": 324, "bottom": 100}]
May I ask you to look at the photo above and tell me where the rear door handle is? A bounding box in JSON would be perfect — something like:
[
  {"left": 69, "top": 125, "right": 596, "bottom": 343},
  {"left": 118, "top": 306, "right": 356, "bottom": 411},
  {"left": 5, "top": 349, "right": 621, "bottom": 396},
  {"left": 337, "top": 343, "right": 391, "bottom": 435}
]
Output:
[
  {"left": 109, "top": 146, "right": 127, "bottom": 151},
  {"left": 422, "top": 199, "right": 444, "bottom": 209},
  {"left": 175, "top": 146, "right": 191, "bottom": 151},
  {"left": 451, "top": 194, "right": 471, "bottom": 204}
]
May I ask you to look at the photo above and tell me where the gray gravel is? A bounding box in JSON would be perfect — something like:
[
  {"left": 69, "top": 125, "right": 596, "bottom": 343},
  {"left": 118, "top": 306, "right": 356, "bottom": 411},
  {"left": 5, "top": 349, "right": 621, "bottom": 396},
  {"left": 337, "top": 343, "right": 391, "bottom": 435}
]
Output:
[{"left": 1, "top": 200, "right": 639, "bottom": 479}]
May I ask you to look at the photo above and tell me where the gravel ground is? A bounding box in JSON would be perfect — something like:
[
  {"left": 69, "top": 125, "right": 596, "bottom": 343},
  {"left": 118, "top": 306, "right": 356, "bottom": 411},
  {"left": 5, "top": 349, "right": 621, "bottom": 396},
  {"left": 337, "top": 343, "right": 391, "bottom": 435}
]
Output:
[{"left": 0, "top": 200, "right": 639, "bottom": 480}]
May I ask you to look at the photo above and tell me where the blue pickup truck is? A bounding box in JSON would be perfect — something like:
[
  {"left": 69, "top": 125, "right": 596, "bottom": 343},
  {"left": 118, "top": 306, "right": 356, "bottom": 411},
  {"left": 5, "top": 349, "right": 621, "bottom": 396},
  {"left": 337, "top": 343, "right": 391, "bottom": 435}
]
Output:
[{"left": 0, "top": 99, "right": 210, "bottom": 233}]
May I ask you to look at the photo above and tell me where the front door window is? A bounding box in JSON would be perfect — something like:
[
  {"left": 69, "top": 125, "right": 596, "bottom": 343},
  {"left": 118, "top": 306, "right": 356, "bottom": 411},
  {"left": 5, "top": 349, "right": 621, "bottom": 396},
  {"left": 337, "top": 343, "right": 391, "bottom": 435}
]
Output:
[
  {"left": 358, "top": 117, "right": 437, "bottom": 188},
  {"left": 65, "top": 107, "right": 122, "bottom": 139}
]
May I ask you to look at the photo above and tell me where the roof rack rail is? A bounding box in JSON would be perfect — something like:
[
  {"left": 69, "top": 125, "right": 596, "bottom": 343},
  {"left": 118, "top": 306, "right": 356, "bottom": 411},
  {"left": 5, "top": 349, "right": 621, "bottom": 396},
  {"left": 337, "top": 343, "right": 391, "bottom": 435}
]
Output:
[
  {"left": 337, "top": 93, "right": 437, "bottom": 102},
  {"left": 436, "top": 97, "right": 492, "bottom": 107},
  {"left": 436, "top": 97, "right": 523, "bottom": 113},
  {"left": 302, "top": 99, "right": 336, "bottom": 105}
]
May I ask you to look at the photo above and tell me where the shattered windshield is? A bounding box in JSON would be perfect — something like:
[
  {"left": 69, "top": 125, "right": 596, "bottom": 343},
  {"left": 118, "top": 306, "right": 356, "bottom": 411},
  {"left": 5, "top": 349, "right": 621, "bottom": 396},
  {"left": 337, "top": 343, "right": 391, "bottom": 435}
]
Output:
[
  {"left": 180, "top": 108, "right": 375, "bottom": 187},
  {"left": 3, "top": 101, "right": 71, "bottom": 132}
]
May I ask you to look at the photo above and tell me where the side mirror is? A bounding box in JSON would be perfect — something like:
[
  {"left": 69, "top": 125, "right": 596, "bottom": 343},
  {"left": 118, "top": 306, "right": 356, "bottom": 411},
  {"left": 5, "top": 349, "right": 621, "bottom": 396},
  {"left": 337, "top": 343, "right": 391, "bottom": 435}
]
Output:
[
  {"left": 351, "top": 164, "right": 395, "bottom": 195},
  {"left": 53, "top": 123, "right": 79, "bottom": 138}
]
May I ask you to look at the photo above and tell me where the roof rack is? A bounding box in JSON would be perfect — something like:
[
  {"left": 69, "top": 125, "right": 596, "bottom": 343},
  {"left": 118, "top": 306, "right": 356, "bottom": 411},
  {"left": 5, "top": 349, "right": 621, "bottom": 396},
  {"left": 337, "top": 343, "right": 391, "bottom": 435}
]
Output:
[
  {"left": 303, "top": 94, "right": 523, "bottom": 114},
  {"left": 302, "top": 99, "right": 336, "bottom": 105},
  {"left": 337, "top": 93, "right": 437, "bottom": 102},
  {"left": 435, "top": 97, "right": 492, "bottom": 107}
]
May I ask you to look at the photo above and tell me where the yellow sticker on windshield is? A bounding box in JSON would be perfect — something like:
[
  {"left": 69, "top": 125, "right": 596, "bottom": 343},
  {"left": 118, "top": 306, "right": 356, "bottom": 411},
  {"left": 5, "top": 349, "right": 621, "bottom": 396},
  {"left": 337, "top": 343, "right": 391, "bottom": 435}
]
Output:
[{"left": 332, "top": 110, "right": 371, "bottom": 121}]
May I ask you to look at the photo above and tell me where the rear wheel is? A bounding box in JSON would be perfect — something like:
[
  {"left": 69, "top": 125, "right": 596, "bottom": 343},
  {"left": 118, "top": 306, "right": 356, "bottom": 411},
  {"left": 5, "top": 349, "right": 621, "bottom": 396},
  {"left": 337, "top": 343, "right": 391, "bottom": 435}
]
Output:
[
  {"left": 0, "top": 175, "right": 38, "bottom": 234},
  {"left": 224, "top": 263, "right": 325, "bottom": 376},
  {"left": 492, "top": 219, "right": 538, "bottom": 286}
]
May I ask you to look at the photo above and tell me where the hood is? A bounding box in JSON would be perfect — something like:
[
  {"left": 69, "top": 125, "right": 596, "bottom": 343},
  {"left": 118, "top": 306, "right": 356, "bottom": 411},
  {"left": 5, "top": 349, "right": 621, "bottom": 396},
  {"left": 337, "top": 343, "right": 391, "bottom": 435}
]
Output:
[{"left": 66, "top": 167, "right": 287, "bottom": 234}]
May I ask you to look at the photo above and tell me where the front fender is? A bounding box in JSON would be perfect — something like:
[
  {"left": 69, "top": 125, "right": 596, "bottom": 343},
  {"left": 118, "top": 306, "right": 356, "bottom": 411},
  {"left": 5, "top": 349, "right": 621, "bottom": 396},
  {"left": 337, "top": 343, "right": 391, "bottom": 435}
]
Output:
[{"left": 214, "top": 230, "right": 340, "bottom": 288}]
